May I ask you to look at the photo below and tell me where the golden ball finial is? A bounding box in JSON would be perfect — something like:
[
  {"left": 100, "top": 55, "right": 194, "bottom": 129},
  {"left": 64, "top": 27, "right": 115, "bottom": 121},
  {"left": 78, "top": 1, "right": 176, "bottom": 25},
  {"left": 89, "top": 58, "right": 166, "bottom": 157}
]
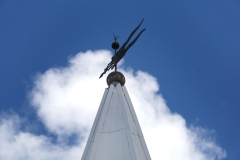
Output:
[{"left": 107, "top": 71, "right": 125, "bottom": 86}]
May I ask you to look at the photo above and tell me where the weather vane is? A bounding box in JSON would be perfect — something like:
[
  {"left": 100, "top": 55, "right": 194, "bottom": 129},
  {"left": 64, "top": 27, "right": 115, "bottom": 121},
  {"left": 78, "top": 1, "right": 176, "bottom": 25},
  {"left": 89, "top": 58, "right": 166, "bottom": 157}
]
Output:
[{"left": 99, "top": 18, "right": 146, "bottom": 78}]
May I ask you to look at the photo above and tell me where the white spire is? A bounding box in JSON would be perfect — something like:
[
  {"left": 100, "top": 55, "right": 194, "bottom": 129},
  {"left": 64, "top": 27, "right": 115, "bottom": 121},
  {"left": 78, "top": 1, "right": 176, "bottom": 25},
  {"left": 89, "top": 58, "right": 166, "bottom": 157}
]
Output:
[{"left": 81, "top": 81, "right": 151, "bottom": 160}]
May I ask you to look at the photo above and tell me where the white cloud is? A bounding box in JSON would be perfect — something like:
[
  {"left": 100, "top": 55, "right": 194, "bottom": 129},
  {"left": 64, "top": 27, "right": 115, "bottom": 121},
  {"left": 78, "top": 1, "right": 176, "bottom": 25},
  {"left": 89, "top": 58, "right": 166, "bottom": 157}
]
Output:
[
  {"left": 0, "top": 50, "right": 226, "bottom": 160},
  {"left": 0, "top": 114, "right": 84, "bottom": 160}
]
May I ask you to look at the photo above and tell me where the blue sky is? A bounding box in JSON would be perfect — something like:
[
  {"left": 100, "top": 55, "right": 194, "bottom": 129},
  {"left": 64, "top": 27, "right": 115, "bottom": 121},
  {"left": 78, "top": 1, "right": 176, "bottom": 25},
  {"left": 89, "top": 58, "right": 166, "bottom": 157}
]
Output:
[{"left": 0, "top": 1, "right": 240, "bottom": 159}]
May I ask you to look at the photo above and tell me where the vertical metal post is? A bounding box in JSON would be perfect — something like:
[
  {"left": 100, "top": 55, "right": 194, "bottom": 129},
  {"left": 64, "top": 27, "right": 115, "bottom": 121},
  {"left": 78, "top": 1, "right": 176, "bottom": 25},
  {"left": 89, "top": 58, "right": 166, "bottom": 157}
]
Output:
[{"left": 114, "top": 49, "right": 117, "bottom": 71}]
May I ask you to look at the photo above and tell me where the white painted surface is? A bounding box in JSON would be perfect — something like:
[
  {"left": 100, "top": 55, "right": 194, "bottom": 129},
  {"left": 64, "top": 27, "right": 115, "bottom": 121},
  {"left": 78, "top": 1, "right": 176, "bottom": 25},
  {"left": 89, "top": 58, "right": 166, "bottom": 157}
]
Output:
[{"left": 81, "top": 82, "right": 151, "bottom": 160}]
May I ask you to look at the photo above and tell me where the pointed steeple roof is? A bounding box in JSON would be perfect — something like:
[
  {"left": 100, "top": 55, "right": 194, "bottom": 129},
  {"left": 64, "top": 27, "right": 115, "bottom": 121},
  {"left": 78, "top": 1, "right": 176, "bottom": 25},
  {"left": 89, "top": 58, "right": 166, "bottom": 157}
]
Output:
[{"left": 82, "top": 72, "right": 151, "bottom": 160}]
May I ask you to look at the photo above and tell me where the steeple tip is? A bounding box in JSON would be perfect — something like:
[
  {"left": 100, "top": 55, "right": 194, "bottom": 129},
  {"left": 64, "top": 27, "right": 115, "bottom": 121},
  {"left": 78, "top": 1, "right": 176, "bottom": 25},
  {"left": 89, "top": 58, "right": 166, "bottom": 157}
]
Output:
[{"left": 107, "top": 71, "right": 125, "bottom": 86}]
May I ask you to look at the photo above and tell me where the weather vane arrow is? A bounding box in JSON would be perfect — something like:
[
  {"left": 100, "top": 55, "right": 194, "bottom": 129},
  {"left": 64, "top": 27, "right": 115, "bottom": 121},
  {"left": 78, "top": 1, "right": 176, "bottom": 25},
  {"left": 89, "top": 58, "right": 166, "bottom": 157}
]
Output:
[{"left": 99, "top": 18, "right": 146, "bottom": 79}]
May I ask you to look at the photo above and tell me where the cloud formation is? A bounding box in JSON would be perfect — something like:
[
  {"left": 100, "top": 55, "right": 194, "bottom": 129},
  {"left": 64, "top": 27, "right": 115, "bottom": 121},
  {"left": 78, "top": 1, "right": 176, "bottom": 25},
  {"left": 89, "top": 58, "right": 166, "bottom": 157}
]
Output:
[{"left": 0, "top": 50, "right": 226, "bottom": 160}]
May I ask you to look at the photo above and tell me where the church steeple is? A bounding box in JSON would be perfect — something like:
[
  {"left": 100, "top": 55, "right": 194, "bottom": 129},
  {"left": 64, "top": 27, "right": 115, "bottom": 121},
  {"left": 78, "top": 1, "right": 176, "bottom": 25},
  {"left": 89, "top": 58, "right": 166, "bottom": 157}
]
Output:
[
  {"left": 81, "top": 72, "right": 151, "bottom": 160},
  {"left": 82, "top": 19, "right": 150, "bottom": 159}
]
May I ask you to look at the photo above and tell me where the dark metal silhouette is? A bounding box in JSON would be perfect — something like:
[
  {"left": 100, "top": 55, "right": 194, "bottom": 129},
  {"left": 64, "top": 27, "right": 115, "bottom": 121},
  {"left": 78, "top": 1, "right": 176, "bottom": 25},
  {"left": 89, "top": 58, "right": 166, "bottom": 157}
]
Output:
[{"left": 99, "top": 19, "right": 146, "bottom": 79}]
